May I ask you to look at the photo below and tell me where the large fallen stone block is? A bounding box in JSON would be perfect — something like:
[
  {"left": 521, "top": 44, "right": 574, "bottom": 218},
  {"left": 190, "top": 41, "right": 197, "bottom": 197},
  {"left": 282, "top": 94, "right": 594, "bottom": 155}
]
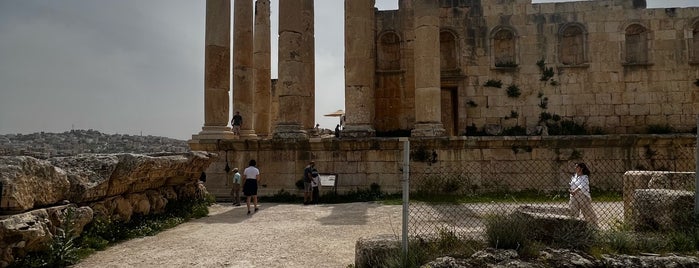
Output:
[
  {"left": 622, "top": 170, "right": 695, "bottom": 220},
  {"left": 49, "top": 154, "right": 119, "bottom": 203},
  {"left": 0, "top": 205, "right": 92, "bottom": 267},
  {"left": 513, "top": 205, "right": 593, "bottom": 246},
  {"left": 632, "top": 188, "right": 693, "bottom": 232},
  {"left": 0, "top": 156, "right": 70, "bottom": 213}
]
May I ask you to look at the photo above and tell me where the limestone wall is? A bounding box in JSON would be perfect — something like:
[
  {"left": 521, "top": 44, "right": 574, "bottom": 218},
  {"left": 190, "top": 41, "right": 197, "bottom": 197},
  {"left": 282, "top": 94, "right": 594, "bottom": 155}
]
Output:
[
  {"left": 373, "top": 0, "right": 699, "bottom": 135},
  {"left": 193, "top": 135, "right": 696, "bottom": 200}
]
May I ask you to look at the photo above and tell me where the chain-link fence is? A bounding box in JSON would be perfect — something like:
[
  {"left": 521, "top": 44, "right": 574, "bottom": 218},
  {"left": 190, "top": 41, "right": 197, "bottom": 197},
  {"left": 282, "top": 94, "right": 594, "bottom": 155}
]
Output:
[{"left": 406, "top": 143, "right": 697, "bottom": 241}]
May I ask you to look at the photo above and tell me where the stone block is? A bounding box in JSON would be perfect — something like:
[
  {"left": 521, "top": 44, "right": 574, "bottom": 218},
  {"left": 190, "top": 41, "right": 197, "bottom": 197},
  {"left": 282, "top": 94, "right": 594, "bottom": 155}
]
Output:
[
  {"left": 354, "top": 235, "right": 400, "bottom": 268},
  {"left": 0, "top": 156, "right": 70, "bottom": 213},
  {"left": 632, "top": 189, "right": 694, "bottom": 232},
  {"left": 622, "top": 171, "right": 695, "bottom": 223}
]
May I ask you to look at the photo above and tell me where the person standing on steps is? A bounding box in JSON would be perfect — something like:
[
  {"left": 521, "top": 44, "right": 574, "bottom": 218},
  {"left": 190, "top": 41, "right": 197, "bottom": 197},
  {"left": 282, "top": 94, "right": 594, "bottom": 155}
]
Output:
[
  {"left": 231, "top": 168, "right": 241, "bottom": 206},
  {"left": 243, "top": 159, "right": 261, "bottom": 215},
  {"left": 231, "top": 111, "right": 243, "bottom": 136}
]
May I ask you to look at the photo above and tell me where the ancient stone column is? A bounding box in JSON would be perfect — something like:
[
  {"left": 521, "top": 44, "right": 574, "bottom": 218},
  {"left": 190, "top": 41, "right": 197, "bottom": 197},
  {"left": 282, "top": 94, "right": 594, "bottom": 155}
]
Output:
[
  {"left": 274, "top": 0, "right": 314, "bottom": 139},
  {"left": 193, "top": 0, "right": 235, "bottom": 140},
  {"left": 253, "top": 0, "right": 272, "bottom": 138},
  {"left": 342, "top": 0, "right": 376, "bottom": 138},
  {"left": 411, "top": 0, "right": 445, "bottom": 137},
  {"left": 233, "top": 0, "right": 257, "bottom": 139},
  {"left": 301, "top": 1, "right": 315, "bottom": 132}
]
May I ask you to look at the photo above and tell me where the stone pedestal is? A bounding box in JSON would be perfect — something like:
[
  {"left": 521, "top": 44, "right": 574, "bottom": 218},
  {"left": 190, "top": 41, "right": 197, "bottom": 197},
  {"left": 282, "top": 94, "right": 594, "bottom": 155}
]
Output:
[
  {"left": 411, "top": 123, "right": 446, "bottom": 137},
  {"left": 191, "top": 126, "right": 237, "bottom": 141},
  {"left": 341, "top": 125, "right": 376, "bottom": 138},
  {"left": 273, "top": 124, "right": 308, "bottom": 140}
]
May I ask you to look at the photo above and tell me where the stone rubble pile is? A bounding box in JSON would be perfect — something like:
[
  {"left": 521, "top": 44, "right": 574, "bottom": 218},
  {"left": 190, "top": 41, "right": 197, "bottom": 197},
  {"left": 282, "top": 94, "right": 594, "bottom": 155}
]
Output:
[{"left": 0, "top": 151, "right": 214, "bottom": 267}]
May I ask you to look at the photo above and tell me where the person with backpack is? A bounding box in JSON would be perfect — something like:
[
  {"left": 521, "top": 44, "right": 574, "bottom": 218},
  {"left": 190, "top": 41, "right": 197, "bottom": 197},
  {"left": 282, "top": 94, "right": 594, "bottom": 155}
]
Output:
[{"left": 303, "top": 161, "right": 316, "bottom": 205}]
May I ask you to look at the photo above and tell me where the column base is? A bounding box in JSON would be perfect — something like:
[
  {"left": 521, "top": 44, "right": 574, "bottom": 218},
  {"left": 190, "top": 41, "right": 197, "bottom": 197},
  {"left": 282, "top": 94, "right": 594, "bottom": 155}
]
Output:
[
  {"left": 272, "top": 123, "right": 308, "bottom": 140},
  {"left": 191, "top": 126, "right": 237, "bottom": 140},
  {"left": 239, "top": 129, "right": 259, "bottom": 140},
  {"left": 411, "top": 123, "right": 446, "bottom": 137},
  {"left": 341, "top": 125, "right": 376, "bottom": 138}
]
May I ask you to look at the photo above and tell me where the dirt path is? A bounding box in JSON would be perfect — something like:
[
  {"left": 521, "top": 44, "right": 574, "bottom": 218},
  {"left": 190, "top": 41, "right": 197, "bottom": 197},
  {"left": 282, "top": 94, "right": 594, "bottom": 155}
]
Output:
[{"left": 74, "top": 202, "right": 403, "bottom": 268}]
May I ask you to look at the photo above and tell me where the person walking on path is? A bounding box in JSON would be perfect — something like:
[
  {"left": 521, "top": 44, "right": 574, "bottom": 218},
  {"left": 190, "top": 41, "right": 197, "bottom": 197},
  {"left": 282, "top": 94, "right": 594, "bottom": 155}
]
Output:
[
  {"left": 231, "top": 168, "right": 241, "bottom": 206},
  {"left": 569, "top": 162, "right": 598, "bottom": 226},
  {"left": 303, "top": 161, "right": 316, "bottom": 205},
  {"left": 231, "top": 111, "right": 243, "bottom": 136},
  {"left": 243, "top": 159, "right": 261, "bottom": 215}
]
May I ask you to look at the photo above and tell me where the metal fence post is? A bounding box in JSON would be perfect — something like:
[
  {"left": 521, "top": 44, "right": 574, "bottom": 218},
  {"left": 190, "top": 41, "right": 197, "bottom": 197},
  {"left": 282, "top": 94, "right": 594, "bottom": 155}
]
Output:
[
  {"left": 695, "top": 114, "right": 699, "bottom": 216},
  {"left": 400, "top": 137, "right": 410, "bottom": 257}
]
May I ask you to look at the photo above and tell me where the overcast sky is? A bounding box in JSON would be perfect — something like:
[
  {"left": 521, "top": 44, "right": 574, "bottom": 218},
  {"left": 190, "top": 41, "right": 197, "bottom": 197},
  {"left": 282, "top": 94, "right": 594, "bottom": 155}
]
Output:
[{"left": 0, "top": 0, "right": 695, "bottom": 140}]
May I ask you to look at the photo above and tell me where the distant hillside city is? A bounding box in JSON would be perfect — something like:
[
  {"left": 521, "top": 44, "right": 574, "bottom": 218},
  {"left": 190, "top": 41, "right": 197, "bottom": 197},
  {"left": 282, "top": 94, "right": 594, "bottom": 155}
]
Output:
[{"left": 0, "top": 129, "right": 189, "bottom": 158}]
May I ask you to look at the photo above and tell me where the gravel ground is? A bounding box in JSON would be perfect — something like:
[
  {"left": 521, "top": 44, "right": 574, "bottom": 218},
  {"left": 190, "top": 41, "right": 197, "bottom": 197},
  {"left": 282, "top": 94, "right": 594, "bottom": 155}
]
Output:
[
  {"left": 73, "top": 201, "right": 621, "bottom": 267},
  {"left": 73, "top": 202, "right": 403, "bottom": 268}
]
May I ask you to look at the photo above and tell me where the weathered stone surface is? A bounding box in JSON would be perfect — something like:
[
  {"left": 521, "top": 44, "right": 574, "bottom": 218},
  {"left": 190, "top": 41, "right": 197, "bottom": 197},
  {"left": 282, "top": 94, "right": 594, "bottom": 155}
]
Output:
[
  {"left": 0, "top": 156, "right": 70, "bottom": 213},
  {"left": 623, "top": 171, "right": 695, "bottom": 224},
  {"left": 1, "top": 152, "right": 212, "bottom": 216},
  {"left": 45, "top": 205, "right": 94, "bottom": 236},
  {"left": 253, "top": 0, "right": 272, "bottom": 138},
  {"left": 393, "top": 247, "right": 699, "bottom": 268},
  {"left": 0, "top": 209, "right": 52, "bottom": 254},
  {"left": 48, "top": 154, "right": 119, "bottom": 203},
  {"left": 0, "top": 152, "right": 213, "bottom": 267},
  {"left": 202, "top": 0, "right": 230, "bottom": 128},
  {"left": 632, "top": 189, "right": 694, "bottom": 232},
  {"left": 46, "top": 152, "right": 212, "bottom": 205},
  {"left": 355, "top": 234, "right": 400, "bottom": 268},
  {"left": 0, "top": 205, "right": 93, "bottom": 267},
  {"left": 192, "top": 135, "right": 694, "bottom": 201},
  {"left": 353, "top": 237, "right": 699, "bottom": 268}
]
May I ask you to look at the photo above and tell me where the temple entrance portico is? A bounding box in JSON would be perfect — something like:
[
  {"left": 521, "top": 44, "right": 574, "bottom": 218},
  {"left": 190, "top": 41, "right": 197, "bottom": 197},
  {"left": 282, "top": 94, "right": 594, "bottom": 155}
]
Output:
[{"left": 189, "top": 0, "right": 447, "bottom": 200}]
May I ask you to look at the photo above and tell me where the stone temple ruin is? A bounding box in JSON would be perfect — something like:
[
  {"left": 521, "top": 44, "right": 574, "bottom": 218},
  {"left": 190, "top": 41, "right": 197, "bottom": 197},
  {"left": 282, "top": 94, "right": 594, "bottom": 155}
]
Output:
[{"left": 189, "top": 0, "right": 699, "bottom": 200}]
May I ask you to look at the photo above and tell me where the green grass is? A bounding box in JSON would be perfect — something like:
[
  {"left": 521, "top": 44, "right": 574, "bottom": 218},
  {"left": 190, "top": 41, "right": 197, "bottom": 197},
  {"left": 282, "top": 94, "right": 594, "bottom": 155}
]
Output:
[{"left": 11, "top": 195, "right": 215, "bottom": 268}]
